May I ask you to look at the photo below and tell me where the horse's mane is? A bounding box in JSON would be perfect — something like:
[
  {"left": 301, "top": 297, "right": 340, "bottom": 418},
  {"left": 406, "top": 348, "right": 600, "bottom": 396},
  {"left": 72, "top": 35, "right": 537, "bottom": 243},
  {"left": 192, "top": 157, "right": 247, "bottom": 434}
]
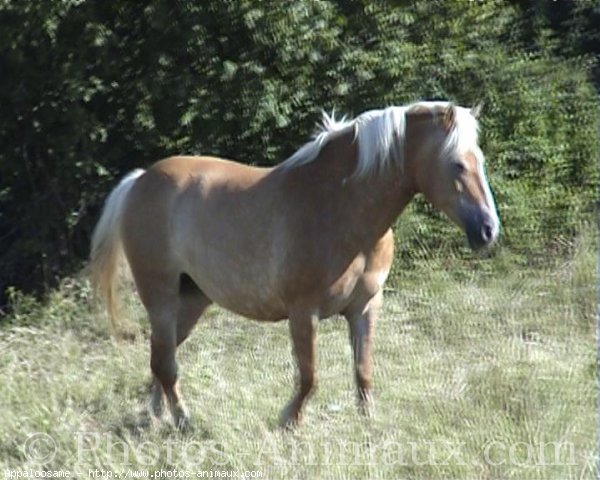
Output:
[{"left": 278, "top": 101, "right": 480, "bottom": 177}]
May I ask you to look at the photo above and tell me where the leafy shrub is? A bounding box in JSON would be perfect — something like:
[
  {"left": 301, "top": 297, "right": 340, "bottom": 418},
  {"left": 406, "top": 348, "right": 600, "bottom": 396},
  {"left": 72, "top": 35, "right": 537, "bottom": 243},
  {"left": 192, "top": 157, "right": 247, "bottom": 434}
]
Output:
[{"left": 0, "top": 0, "right": 597, "bottom": 304}]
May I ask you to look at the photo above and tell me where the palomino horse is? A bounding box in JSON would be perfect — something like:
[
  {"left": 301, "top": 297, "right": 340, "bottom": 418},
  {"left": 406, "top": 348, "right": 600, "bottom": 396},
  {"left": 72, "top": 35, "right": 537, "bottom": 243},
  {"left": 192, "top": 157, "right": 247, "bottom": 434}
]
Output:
[{"left": 89, "top": 101, "right": 499, "bottom": 429}]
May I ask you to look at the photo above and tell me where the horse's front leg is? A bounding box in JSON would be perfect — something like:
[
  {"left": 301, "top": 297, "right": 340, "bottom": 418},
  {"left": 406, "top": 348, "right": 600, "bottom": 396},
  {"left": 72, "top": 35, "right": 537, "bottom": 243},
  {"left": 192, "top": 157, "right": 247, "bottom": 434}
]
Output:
[
  {"left": 344, "top": 290, "right": 382, "bottom": 415},
  {"left": 280, "top": 311, "right": 318, "bottom": 428}
]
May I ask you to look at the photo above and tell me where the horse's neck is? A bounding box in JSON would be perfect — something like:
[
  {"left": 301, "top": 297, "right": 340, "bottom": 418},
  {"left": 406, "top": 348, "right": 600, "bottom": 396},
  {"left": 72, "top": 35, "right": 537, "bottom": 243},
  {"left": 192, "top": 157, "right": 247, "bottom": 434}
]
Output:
[
  {"left": 344, "top": 166, "right": 416, "bottom": 243},
  {"left": 278, "top": 132, "right": 416, "bottom": 243}
]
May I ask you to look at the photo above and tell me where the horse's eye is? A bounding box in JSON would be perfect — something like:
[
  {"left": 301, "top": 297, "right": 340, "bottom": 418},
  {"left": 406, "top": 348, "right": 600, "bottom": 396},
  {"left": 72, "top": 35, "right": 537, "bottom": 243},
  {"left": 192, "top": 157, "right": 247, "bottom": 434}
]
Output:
[{"left": 453, "top": 162, "right": 466, "bottom": 174}]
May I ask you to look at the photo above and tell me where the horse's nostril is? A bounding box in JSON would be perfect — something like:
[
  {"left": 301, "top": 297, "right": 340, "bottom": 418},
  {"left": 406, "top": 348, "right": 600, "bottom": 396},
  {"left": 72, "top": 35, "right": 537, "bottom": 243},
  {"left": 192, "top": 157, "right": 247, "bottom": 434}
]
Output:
[{"left": 481, "top": 222, "right": 493, "bottom": 242}]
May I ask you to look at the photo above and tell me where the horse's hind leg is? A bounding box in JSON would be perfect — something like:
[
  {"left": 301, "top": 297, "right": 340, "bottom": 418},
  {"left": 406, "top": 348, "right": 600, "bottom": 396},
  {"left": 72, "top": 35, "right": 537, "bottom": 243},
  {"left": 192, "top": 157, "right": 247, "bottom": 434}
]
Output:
[
  {"left": 148, "top": 275, "right": 211, "bottom": 428},
  {"left": 130, "top": 277, "right": 184, "bottom": 428},
  {"left": 149, "top": 305, "right": 187, "bottom": 428}
]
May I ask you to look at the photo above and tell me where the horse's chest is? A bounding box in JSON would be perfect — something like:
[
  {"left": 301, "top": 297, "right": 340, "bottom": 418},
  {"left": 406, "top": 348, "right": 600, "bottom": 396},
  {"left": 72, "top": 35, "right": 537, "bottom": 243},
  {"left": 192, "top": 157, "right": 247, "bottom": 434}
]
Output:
[{"left": 280, "top": 253, "right": 380, "bottom": 318}]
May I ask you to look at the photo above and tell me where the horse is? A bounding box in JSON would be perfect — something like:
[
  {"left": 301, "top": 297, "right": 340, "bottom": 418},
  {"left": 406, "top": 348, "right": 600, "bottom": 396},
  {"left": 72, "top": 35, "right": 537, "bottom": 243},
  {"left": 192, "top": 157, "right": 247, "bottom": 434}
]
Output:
[{"left": 89, "top": 101, "right": 500, "bottom": 429}]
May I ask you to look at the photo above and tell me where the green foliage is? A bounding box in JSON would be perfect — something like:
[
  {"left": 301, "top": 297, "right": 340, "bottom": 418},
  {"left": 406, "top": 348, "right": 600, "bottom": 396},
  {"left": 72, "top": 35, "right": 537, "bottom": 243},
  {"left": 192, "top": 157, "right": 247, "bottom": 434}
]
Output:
[{"left": 0, "top": 0, "right": 597, "bottom": 302}]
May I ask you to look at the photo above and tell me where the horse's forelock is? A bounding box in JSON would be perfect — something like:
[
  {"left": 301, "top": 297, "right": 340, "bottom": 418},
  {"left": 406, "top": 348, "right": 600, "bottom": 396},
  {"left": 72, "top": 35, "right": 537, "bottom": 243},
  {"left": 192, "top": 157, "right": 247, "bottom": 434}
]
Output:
[{"left": 440, "top": 105, "right": 481, "bottom": 159}]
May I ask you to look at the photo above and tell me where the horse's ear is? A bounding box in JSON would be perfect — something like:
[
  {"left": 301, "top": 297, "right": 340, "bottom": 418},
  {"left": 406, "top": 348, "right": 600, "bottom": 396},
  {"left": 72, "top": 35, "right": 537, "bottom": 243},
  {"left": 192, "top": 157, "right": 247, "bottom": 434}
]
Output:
[
  {"left": 442, "top": 103, "right": 456, "bottom": 131},
  {"left": 471, "top": 102, "right": 484, "bottom": 118}
]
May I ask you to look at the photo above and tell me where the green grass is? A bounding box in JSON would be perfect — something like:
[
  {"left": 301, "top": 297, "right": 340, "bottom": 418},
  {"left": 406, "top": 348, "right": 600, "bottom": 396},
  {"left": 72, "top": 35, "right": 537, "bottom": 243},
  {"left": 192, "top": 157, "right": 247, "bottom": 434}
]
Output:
[{"left": 0, "top": 228, "right": 596, "bottom": 479}]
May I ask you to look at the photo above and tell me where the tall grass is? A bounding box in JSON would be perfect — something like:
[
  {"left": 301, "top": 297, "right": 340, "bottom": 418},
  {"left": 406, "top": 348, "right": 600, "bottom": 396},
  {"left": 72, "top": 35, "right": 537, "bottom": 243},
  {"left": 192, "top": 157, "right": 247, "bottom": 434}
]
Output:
[{"left": 0, "top": 227, "right": 596, "bottom": 479}]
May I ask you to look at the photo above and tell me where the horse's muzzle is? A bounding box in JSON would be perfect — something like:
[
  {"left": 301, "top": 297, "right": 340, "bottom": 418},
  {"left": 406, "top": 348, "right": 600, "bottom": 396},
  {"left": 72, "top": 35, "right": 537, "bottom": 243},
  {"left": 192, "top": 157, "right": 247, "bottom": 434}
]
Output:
[{"left": 465, "top": 209, "right": 498, "bottom": 251}]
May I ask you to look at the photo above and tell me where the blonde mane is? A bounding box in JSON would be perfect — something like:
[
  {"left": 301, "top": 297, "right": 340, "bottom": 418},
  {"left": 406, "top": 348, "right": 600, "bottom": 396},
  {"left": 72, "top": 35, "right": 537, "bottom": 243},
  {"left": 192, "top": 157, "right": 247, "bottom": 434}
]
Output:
[{"left": 279, "top": 101, "right": 481, "bottom": 177}]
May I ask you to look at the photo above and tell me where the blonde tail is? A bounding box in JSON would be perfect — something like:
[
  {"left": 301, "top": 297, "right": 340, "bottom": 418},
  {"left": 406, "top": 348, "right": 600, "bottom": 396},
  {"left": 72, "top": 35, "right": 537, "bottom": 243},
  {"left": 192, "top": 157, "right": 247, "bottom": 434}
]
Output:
[{"left": 89, "top": 169, "right": 145, "bottom": 330}]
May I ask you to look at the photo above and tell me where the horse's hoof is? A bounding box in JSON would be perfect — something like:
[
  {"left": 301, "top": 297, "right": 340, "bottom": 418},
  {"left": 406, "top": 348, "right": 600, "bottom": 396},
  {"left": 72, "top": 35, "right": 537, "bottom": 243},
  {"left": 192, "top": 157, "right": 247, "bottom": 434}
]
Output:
[
  {"left": 150, "top": 399, "right": 164, "bottom": 420},
  {"left": 174, "top": 415, "right": 192, "bottom": 432},
  {"left": 279, "top": 404, "right": 302, "bottom": 430},
  {"left": 279, "top": 418, "right": 301, "bottom": 431},
  {"left": 358, "top": 391, "right": 374, "bottom": 418},
  {"left": 359, "top": 403, "right": 374, "bottom": 419},
  {"left": 171, "top": 404, "right": 191, "bottom": 432}
]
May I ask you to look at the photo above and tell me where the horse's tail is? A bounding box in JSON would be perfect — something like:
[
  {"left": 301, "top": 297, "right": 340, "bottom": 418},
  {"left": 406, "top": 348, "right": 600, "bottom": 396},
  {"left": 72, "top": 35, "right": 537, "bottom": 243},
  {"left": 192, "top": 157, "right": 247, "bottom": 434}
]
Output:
[{"left": 89, "top": 169, "right": 145, "bottom": 330}]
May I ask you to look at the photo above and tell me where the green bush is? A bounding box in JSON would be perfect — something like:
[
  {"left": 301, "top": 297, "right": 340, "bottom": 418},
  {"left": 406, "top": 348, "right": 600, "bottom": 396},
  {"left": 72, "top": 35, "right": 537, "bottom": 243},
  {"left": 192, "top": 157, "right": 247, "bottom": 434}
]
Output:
[{"left": 0, "top": 0, "right": 597, "bottom": 304}]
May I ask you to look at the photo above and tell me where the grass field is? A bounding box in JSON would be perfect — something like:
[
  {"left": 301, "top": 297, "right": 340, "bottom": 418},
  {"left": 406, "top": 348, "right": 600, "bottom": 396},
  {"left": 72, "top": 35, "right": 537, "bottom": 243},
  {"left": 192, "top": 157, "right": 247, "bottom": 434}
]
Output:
[{"left": 0, "top": 228, "right": 597, "bottom": 479}]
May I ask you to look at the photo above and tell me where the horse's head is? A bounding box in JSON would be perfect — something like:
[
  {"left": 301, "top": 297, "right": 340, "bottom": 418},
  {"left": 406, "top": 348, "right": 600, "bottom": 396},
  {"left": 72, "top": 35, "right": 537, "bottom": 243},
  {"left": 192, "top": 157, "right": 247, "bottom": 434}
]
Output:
[{"left": 406, "top": 103, "right": 500, "bottom": 250}]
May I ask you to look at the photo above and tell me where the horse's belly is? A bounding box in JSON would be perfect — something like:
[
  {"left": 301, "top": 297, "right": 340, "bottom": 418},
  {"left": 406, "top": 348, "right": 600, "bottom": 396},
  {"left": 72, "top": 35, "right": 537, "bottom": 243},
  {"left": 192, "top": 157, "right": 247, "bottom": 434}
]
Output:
[
  {"left": 191, "top": 264, "right": 288, "bottom": 321},
  {"left": 211, "top": 289, "right": 287, "bottom": 321},
  {"left": 218, "top": 296, "right": 287, "bottom": 321}
]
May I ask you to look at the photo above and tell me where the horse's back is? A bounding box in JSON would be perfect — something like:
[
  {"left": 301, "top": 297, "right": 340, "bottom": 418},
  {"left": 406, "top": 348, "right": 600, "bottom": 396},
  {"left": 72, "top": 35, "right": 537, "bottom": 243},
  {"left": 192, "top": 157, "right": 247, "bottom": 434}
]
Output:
[
  {"left": 123, "top": 155, "right": 271, "bottom": 238},
  {"left": 150, "top": 155, "right": 269, "bottom": 184}
]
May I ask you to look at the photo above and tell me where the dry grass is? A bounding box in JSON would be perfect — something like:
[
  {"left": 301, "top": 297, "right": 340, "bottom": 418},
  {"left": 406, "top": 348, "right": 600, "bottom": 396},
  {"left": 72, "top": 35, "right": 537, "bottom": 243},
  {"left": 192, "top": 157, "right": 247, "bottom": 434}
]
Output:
[{"left": 0, "top": 229, "right": 596, "bottom": 479}]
